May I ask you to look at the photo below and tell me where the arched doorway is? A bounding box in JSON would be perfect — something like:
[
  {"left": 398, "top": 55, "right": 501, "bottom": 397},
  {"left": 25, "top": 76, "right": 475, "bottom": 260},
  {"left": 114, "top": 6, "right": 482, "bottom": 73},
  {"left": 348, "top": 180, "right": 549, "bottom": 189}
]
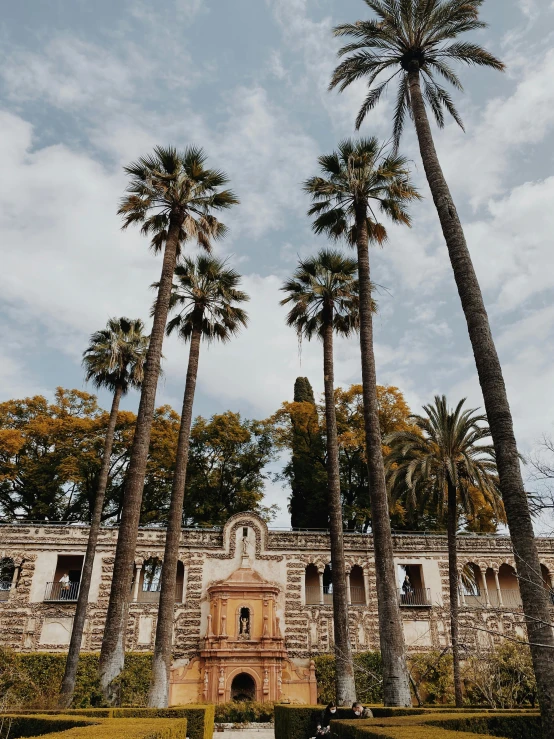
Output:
[{"left": 230, "top": 672, "right": 256, "bottom": 701}]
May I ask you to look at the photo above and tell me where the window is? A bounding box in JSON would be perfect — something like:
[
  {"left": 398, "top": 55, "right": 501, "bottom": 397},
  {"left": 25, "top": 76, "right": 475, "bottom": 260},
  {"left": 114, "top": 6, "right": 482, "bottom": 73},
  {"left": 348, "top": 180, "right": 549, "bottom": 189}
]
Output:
[
  {"left": 305, "top": 564, "right": 320, "bottom": 605},
  {"left": 0, "top": 558, "right": 15, "bottom": 601},
  {"left": 461, "top": 563, "right": 481, "bottom": 596},
  {"left": 44, "top": 555, "right": 83, "bottom": 601},
  {"left": 398, "top": 564, "right": 430, "bottom": 606},
  {"left": 142, "top": 558, "right": 163, "bottom": 592},
  {"left": 350, "top": 565, "right": 365, "bottom": 605}
]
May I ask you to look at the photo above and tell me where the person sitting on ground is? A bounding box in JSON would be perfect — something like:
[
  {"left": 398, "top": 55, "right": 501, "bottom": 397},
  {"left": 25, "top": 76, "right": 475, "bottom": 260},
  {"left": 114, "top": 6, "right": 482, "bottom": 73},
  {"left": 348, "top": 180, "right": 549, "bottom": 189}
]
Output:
[{"left": 314, "top": 702, "right": 337, "bottom": 736}]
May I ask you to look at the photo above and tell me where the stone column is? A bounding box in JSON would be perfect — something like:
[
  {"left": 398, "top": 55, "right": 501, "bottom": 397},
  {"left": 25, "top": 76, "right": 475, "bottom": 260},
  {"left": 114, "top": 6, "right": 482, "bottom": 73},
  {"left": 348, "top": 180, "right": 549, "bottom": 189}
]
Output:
[
  {"left": 132, "top": 564, "right": 142, "bottom": 602},
  {"left": 363, "top": 569, "right": 370, "bottom": 606},
  {"left": 480, "top": 568, "right": 490, "bottom": 607},
  {"left": 493, "top": 569, "right": 504, "bottom": 607},
  {"left": 318, "top": 570, "right": 324, "bottom": 606},
  {"left": 10, "top": 564, "right": 20, "bottom": 592},
  {"left": 346, "top": 571, "right": 352, "bottom": 605},
  {"left": 458, "top": 571, "right": 465, "bottom": 606}
]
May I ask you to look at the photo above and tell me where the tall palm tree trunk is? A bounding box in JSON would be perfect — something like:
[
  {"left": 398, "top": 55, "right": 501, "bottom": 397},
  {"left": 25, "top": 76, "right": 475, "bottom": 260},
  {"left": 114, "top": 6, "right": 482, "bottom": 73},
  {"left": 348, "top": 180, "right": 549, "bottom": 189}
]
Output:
[
  {"left": 99, "top": 217, "right": 182, "bottom": 702},
  {"left": 446, "top": 481, "right": 463, "bottom": 707},
  {"left": 354, "top": 205, "right": 411, "bottom": 707},
  {"left": 323, "top": 320, "right": 357, "bottom": 705},
  {"left": 59, "top": 384, "right": 123, "bottom": 707},
  {"left": 408, "top": 69, "right": 554, "bottom": 730},
  {"left": 148, "top": 325, "right": 202, "bottom": 707}
]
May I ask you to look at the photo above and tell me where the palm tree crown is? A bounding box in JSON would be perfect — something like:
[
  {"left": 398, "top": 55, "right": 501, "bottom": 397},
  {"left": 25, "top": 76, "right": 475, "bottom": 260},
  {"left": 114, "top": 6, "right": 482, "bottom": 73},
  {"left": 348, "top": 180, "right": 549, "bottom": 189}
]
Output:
[
  {"left": 82, "top": 317, "right": 149, "bottom": 394},
  {"left": 305, "top": 138, "right": 419, "bottom": 245},
  {"left": 118, "top": 146, "right": 239, "bottom": 253},
  {"left": 280, "top": 249, "right": 362, "bottom": 340},
  {"left": 330, "top": 0, "right": 505, "bottom": 146},
  {"left": 165, "top": 256, "right": 249, "bottom": 343},
  {"left": 386, "top": 395, "right": 501, "bottom": 526}
]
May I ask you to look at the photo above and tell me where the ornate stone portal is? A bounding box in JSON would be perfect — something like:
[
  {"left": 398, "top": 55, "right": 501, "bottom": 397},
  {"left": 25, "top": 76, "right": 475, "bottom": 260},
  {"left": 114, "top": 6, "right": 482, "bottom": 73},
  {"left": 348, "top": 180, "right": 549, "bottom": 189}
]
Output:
[{"left": 169, "top": 519, "right": 316, "bottom": 705}]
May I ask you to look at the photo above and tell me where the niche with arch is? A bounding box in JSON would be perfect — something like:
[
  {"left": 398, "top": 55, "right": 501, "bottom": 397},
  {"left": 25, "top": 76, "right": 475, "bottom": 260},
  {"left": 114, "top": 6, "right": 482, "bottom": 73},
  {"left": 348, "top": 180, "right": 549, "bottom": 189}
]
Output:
[{"left": 237, "top": 606, "right": 251, "bottom": 638}]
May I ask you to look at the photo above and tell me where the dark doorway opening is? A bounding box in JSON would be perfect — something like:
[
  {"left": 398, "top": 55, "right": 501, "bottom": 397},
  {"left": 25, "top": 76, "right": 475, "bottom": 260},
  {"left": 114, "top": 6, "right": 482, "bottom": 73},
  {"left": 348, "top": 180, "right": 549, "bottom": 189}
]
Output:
[{"left": 230, "top": 672, "right": 256, "bottom": 701}]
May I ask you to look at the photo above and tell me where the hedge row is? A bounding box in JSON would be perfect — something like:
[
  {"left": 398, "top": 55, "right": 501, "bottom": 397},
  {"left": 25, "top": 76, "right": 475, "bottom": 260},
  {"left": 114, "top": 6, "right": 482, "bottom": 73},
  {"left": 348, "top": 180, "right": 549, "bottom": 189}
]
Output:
[
  {"left": 1, "top": 715, "right": 188, "bottom": 739},
  {"left": 274, "top": 706, "right": 541, "bottom": 739},
  {"left": 13, "top": 706, "right": 214, "bottom": 739},
  {"left": 329, "top": 712, "right": 542, "bottom": 739},
  {"left": 0, "top": 651, "right": 152, "bottom": 708}
]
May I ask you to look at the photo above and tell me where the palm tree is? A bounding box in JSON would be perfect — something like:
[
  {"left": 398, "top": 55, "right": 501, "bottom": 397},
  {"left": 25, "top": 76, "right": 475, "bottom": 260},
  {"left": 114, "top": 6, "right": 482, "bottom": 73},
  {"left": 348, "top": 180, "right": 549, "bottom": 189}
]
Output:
[
  {"left": 330, "top": 3, "right": 554, "bottom": 725},
  {"left": 386, "top": 396, "right": 502, "bottom": 707},
  {"left": 147, "top": 256, "right": 248, "bottom": 707},
  {"left": 99, "top": 147, "right": 238, "bottom": 701},
  {"left": 304, "top": 140, "right": 419, "bottom": 706},
  {"left": 281, "top": 248, "right": 361, "bottom": 705},
  {"left": 59, "top": 318, "right": 148, "bottom": 707}
]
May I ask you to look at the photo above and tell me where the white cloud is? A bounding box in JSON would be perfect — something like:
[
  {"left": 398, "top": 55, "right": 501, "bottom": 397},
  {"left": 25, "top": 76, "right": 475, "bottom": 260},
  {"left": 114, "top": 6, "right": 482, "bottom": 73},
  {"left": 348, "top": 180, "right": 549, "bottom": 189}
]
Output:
[
  {"left": 1, "top": 36, "right": 152, "bottom": 111},
  {"left": 466, "top": 176, "right": 554, "bottom": 312},
  {"left": 437, "top": 49, "right": 554, "bottom": 206},
  {"left": 269, "top": 0, "right": 390, "bottom": 134},
  {"left": 0, "top": 111, "right": 158, "bottom": 344}
]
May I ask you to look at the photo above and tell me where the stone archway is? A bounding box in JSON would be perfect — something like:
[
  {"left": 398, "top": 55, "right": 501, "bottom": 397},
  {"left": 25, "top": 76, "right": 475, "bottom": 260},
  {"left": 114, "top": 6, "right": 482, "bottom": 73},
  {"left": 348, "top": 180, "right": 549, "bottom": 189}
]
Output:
[{"left": 230, "top": 672, "right": 256, "bottom": 701}]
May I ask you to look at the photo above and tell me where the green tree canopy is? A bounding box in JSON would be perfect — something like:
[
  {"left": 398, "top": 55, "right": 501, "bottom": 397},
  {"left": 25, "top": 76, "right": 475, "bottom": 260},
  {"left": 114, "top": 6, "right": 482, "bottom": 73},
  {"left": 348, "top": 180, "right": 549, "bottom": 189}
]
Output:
[
  {"left": 183, "top": 411, "right": 277, "bottom": 526},
  {"left": 0, "top": 390, "right": 275, "bottom": 528}
]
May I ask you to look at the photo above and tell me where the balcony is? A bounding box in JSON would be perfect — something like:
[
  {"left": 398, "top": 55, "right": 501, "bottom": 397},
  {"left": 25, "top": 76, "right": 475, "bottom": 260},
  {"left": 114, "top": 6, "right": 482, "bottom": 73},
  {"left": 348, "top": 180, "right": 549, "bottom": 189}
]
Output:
[
  {"left": 305, "top": 585, "right": 366, "bottom": 606},
  {"left": 399, "top": 588, "right": 432, "bottom": 607},
  {"left": 0, "top": 581, "right": 11, "bottom": 601},
  {"left": 44, "top": 581, "right": 80, "bottom": 602},
  {"left": 463, "top": 590, "right": 523, "bottom": 609},
  {"left": 136, "top": 582, "right": 184, "bottom": 603}
]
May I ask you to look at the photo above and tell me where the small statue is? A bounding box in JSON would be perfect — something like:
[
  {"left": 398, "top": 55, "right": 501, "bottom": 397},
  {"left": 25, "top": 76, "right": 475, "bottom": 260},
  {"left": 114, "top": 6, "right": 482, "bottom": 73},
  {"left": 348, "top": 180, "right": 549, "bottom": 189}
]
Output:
[
  {"left": 240, "top": 615, "right": 249, "bottom": 635},
  {"left": 242, "top": 536, "right": 248, "bottom": 557}
]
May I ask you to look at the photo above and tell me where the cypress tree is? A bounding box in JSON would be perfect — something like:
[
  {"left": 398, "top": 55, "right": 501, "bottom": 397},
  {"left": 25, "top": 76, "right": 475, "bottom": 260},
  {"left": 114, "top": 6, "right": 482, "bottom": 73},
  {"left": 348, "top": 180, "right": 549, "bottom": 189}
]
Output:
[{"left": 288, "top": 377, "right": 329, "bottom": 529}]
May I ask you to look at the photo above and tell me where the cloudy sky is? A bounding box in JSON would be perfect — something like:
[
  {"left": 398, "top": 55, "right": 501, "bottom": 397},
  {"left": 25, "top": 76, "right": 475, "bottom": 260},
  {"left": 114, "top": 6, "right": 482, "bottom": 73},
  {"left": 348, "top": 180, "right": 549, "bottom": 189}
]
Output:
[{"left": 1, "top": 0, "right": 554, "bottom": 528}]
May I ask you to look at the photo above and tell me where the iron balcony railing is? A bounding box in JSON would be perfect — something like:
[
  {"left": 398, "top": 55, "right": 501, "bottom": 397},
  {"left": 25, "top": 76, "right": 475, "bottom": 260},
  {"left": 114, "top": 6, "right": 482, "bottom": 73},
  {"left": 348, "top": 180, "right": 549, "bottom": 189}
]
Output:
[
  {"left": 0, "top": 581, "right": 11, "bottom": 601},
  {"left": 462, "top": 589, "right": 523, "bottom": 609},
  {"left": 305, "top": 584, "right": 366, "bottom": 606},
  {"left": 136, "top": 582, "right": 184, "bottom": 603},
  {"left": 399, "top": 587, "right": 432, "bottom": 607},
  {"left": 44, "top": 581, "right": 80, "bottom": 602},
  {"left": 350, "top": 586, "right": 366, "bottom": 605}
]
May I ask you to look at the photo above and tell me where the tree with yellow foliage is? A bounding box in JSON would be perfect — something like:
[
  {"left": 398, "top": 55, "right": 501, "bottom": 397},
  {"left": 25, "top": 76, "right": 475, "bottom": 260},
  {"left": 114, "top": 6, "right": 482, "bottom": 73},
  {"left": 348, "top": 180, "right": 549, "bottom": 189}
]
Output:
[{"left": 333, "top": 384, "right": 415, "bottom": 529}]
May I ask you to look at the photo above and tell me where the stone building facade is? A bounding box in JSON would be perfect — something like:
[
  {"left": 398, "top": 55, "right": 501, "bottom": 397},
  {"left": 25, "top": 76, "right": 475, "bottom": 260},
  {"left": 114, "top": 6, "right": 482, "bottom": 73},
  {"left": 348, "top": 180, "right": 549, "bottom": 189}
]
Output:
[{"left": 1, "top": 512, "right": 553, "bottom": 704}]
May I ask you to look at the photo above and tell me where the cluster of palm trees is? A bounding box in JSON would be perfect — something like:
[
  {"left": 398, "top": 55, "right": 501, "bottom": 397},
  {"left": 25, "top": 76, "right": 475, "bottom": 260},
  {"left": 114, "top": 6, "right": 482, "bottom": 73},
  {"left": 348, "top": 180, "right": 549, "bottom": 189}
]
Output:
[
  {"left": 55, "top": 0, "right": 553, "bottom": 731},
  {"left": 281, "top": 0, "right": 554, "bottom": 725}
]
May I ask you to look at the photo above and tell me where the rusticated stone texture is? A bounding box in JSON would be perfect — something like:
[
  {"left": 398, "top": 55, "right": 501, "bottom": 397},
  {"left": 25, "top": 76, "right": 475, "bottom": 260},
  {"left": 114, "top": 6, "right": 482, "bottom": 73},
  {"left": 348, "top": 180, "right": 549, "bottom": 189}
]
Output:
[{"left": 1, "top": 512, "right": 553, "bottom": 662}]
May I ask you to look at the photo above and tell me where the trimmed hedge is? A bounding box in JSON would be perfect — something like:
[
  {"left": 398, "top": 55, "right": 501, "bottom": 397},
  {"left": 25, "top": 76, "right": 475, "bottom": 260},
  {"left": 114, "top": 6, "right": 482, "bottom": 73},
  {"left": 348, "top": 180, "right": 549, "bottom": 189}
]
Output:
[
  {"left": 13, "top": 706, "right": 214, "bottom": 739},
  {"left": 0, "top": 716, "right": 95, "bottom": 739},
  {"left": 329, "top": 711, "right": 542, "bottom": 739},
  {"left": 275, "top": 706, "right": 541, "bottom": 739},
  {"left": 1, "top": 715, "right": 188, "bottom": 739},
  {"left": 425, "top": 715, "right": 542, "bottom": 739},
  {"left": 214, "top": 701, "right": 274, "bottom": 723},
  {"left": 0, "top": 651, "right": 152, "bottom": 708},
  {"left": 274, "top": 705, "right": 361, "bottom": 739}
]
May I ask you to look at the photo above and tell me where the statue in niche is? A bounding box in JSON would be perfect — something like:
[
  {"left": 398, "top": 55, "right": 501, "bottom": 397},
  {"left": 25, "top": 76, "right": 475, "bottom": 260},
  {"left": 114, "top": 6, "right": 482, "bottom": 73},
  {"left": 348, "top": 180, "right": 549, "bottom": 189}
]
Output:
[{"left": 239, "top": 607, "right": 250, "bottom": 637}]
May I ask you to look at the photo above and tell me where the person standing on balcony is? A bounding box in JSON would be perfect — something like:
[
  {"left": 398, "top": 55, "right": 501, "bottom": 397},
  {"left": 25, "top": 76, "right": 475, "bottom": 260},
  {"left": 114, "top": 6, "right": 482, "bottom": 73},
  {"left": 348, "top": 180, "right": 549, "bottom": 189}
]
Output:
[{"left": 59, "top": 572, "right": 70, "bottom": 600}]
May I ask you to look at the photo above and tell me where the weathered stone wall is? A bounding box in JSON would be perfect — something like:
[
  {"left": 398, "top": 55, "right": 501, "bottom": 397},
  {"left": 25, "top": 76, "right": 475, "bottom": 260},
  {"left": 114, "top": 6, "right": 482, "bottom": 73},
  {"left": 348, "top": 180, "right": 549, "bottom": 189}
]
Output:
[{"left": 1, "top": 513, "right": 553, "bottom": 661}]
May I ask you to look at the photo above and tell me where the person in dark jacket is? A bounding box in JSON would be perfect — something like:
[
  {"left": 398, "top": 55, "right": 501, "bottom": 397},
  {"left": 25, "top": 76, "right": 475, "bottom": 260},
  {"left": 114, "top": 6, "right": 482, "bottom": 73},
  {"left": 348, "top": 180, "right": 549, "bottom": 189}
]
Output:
[{"left": 314, "top": 702, "right": 337, "bottom": 736}]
